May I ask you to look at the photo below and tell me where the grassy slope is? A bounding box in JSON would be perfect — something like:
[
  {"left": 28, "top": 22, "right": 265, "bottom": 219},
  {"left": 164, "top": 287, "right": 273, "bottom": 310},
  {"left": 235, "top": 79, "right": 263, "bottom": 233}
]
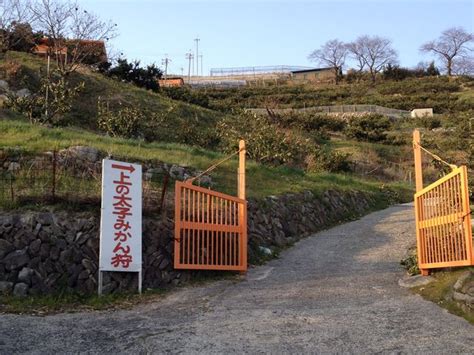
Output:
[
  {"left": 201, "top": 76, "right": 474, "bottom": 113},
  {"left": 1, "top": 51, "right": 227, "bottom": 131},
  {"left": 0, "top": 116, "right": 411, "bottom": 201},
  {"left": 191, "top": 76, "right": 473, "bottom": 185}
]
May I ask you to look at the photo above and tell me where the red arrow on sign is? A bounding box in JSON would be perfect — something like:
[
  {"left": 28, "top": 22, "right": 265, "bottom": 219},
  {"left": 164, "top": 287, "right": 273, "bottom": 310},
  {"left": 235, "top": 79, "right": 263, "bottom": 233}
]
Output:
[{"left": 112, "top": 163, "right": 136, "bottom": 173}]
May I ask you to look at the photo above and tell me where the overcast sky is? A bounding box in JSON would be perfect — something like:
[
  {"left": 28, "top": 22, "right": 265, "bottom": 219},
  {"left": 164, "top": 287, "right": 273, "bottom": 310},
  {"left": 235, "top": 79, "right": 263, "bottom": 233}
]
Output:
[{"left": 81, "top": 0, "right": 474, "bottom": 75}]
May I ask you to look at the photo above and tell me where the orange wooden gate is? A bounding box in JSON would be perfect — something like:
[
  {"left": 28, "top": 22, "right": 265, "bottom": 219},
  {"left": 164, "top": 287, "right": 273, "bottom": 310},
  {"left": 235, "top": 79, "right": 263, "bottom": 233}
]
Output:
[
  {"left": 413, "top": 130, "right": 473, "bottom": 275},
  {"left": 174, "top": 182, "right": 247, "bottom": 271},
  {"left": 174, "top": 140, "right": 247, "bottom": 272}
]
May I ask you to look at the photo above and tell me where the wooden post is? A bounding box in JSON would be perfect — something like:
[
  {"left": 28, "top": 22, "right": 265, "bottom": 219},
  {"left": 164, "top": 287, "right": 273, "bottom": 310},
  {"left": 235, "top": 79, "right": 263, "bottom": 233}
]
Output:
[
  {"left": 51, "top": 150, "right": 57, "bottom": 201},
  {"left": 238, "top": 140, "right": 247, "bottom": 272},
  {"left": 413, "top": 129, "right": 429, "bottom": 276},
  {"left": 413, "top": 130, "right": 423, "bottom": 193},
  {"left": 238, "top": 140, "right": 246, "bottom": 200}
]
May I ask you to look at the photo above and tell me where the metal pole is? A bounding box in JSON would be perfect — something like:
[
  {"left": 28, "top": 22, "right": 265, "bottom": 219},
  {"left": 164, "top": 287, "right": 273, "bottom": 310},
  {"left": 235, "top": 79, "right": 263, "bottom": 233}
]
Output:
[
  {"left": 194, "top": 37, "right": 200, "bottom": 76},
  {"left": 98, "top": 270, "right": 103, "bottom": 296},
  {"left": 186, "top": 51, "right": 192, "bottom": 82},
  {"left": 138, "top": 270, "right": 142, "bottom": 294}
]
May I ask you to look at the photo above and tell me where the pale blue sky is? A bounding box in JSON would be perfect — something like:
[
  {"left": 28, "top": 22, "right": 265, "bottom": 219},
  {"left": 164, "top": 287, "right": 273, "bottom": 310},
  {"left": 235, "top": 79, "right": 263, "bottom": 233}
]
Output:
[{"left": 81, "top": 0, "right": 473, "bottom": 75}]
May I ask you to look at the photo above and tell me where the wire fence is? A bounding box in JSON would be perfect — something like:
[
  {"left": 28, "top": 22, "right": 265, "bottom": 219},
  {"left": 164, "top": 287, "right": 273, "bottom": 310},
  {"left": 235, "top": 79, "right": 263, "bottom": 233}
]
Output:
[{"left": 0, "top": 151, "right": 170, "bottom": 215}]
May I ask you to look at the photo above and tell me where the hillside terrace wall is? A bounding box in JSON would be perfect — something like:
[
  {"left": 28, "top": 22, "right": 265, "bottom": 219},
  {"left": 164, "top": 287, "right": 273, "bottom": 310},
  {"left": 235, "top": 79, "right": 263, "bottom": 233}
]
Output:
[{"left": 0, "top": 188, "right": 380, "bottom": 297}]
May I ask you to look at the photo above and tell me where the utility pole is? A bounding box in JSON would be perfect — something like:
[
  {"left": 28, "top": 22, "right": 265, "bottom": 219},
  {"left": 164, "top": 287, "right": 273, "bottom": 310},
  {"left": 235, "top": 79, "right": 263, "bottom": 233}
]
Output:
[
  {"left": 194, "top": 37, "right": 200, "bottom": 76},
  {"left": 185, "top": 51, "right": 193, "bottom": 82},
  {"left": 199, "top": 54, "right": 203, "bottom": 76},
  {"left": 161, "top": 54, "right": 171, "bottom": 81},
  {"left": 180, "top": 67, "right": 184, "bottom": 76}
]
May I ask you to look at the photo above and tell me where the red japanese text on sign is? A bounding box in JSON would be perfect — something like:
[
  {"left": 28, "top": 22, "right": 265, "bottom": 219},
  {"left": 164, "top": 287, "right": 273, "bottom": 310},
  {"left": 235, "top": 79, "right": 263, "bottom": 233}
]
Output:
[{"left": 99, "top": 160, "right": 142, "bottom": 273}]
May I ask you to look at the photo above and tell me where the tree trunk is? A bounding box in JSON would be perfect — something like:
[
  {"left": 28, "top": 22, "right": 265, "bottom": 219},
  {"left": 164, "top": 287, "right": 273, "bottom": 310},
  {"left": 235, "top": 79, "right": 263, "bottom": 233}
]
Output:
[
  {"left": 370, "top": 69, "right": 376, "bottom": 83},
  {"left": 447, "top": 58, "right": 452, "bottom": 76}
]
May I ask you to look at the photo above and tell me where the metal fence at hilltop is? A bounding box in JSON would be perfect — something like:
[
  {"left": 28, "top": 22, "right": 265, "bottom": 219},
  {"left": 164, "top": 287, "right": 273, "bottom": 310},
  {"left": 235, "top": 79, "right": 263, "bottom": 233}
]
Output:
[{"left": 0, "top": 151, "right": 170, "bottom": 215}]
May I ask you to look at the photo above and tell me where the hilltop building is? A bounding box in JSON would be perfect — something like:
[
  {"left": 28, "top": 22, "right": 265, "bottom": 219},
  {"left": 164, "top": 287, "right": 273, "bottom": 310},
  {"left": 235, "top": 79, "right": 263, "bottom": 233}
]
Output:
[
  {"left": 33, "top": 37, "right": 107, "bottom": 65},
  {"left": 158, "top": 77, "right": 185, "bottom": 88},
  {"left": 290, "top": 68, "right": 336, "bottom": 83}
]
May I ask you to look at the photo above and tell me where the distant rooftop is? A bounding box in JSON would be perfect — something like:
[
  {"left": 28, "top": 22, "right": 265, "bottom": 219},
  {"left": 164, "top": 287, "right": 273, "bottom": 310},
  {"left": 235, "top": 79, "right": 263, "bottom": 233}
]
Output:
[{"left": 291, "top": 67, "right": 333, "bottom": 74}]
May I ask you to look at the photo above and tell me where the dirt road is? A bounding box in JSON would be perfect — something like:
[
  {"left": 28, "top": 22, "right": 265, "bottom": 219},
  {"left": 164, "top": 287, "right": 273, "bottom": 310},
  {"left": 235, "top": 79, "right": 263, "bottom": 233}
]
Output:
[{"left": 1, "top": 203, "right": 473, "bottom": 353}]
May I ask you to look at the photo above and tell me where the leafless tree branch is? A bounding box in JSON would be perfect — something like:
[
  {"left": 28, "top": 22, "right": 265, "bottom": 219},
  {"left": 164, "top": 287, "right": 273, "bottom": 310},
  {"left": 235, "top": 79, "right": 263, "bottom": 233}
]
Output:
[
  {"left": 308, "top": 39, "right": 347, "bottom": 84},
  {"left": 347, "top": 35, "right": 398, "bottom": 82},
  {"left": 420, "top": 27, "right": 473, "bottom": 76}
]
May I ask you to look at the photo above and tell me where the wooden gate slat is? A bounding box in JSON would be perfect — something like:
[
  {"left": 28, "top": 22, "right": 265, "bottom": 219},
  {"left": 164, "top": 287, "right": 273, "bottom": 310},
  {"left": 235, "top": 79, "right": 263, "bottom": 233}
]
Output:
[
  {"left": 415, "top": 166, "right": 473, "bottom": 271},
  {"left": 174, "top": 181, "right": 247, "bottom": 271}
]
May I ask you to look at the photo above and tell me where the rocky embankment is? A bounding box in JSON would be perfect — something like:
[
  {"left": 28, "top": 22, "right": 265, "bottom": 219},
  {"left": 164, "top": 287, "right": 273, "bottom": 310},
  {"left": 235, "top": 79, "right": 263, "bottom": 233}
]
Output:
[{"left": 0, "top": 187, "right": 382, "bottom": 296}]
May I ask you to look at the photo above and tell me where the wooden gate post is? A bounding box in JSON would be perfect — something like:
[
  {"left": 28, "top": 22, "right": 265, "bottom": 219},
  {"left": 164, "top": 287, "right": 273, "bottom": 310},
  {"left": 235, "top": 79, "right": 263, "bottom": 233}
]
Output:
[
  {"left": 238, "top": 140, "right": 246, "bottom": 200},
  {"left": 413, "top": 130, "right": 429, "bottom": 276},
  {"left": 413, "top": 130, "right": 423, "bottom": 193},
  {"left": 238, "top": 140, "right": 247, "bottom": 272},
  {"left": 174, "top": 140, "right": 248, "bottom": 272}
]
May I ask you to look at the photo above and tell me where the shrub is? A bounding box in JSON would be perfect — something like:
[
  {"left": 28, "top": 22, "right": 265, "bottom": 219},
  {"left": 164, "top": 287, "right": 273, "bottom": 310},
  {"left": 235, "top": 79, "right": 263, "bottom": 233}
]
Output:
[
  {"left": 146, "top": 107, "right": 220, "bottom": 148},
  {"left": 276, "top": 111, "right": 346, "bottom": 132},
  {"left": 345, "top": 114, "right": 392, "bottom": 142},
  {"left": 382, "top": 64, "right": 414, "bottom": 81},
  {"left": 4, "top": 74, "right": 83, "bottom": 126},
  {"left": 217, "top": 112, "right": 300, "bottom": 165},
  {"left": 382, "top": 62, "right": 440, "bottom": 81},
  {"left": 216, "top": 111, "right": 351, "bottom": 172},
  {"left": 306, "top": 150, "right": 352, "bottom": 173},
  {"left": 97, "top": 100, "right": 144, "bottom": 138},
  {"left": 400, "top": 249, "right": 420, "bottom": 275},
  {"left": 4, "top": 92, "right": 44, "bottom": 122},
  {"left": 416, "top": 116, "right": 442, "bottom": 130},
  {"left": 384, "top": 131, "right": 408, "bottom": 145},
  {"left": 104, "top": 58, "right": 162, "bottom": 92},
  {"left": 162, "top": 87, "right": 210, "bottom": 108}
]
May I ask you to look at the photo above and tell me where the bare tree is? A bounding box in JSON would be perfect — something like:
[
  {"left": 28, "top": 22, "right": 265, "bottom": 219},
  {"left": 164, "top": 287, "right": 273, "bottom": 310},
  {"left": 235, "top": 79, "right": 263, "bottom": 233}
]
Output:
[
  {"left": 346, "top": 40, "right": 366, "bottom": 73},
  {"left": 308, "top": 39, "right": 347, "bottom": 84},
  {"left": 420, "top": 27, "right": 473, "bottom": 76},
  {"left": 29, "top": 0, "right": 117, "bottom": 75},
  {"left": 452, "top": 55, "right": 474, "bottom": 76},
  {"left": 348, "top": 35, "right": 398, "bottom": 82},
  {"left": 0, "top": 0, "right": 34, "bottom": 52}
]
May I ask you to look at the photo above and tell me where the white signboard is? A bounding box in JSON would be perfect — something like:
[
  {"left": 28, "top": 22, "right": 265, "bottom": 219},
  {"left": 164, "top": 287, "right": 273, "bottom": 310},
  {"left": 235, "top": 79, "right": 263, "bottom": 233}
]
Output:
[{"left": 98, "top": 159, "right": 142, "bottom": 294}]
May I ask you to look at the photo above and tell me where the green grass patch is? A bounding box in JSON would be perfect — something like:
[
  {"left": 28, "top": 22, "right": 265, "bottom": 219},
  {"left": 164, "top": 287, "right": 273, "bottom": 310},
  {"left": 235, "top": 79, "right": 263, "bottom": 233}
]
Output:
[{"left": 0, "top": 118, "right": 413, "bottom": 202}]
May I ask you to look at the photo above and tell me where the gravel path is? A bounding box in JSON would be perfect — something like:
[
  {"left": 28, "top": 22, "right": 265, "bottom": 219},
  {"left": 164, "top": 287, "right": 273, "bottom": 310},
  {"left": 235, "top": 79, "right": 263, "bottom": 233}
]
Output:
[{"left": 1, "top": 203, "right": 473, "bottom": 354}]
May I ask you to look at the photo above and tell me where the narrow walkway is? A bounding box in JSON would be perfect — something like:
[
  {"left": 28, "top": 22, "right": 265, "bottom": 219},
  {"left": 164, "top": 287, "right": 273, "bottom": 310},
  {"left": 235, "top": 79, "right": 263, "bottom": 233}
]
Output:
[{"left": 1, "top": 204, "right": 473, "bottom": 353}]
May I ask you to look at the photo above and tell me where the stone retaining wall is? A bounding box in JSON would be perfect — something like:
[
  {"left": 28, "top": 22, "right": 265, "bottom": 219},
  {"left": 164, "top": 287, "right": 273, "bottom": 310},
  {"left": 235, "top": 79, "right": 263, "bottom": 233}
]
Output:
[
  {"left": 0, "top": 189, "right": 380, "bottom": 297},
  {"left": 452, "top": 270, "right": 474, "bottom": 312}
]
